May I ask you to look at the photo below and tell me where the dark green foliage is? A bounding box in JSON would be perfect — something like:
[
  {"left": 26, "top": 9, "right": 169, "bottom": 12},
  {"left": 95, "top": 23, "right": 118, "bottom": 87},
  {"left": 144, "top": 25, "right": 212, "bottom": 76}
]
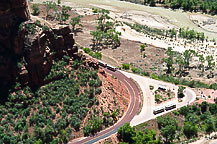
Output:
[
  {"left": 200, "top": 101, "right": 208, "bottom": 113},
  {"left": 91, "top": 9, "right": 121, "bottom": 50},
  {"left": 125, "top": 22, "right": 167, "bottom": 37},
  {"left": 0, "top": 57, "right": 102, "bottom": 143},
  {"left": 125, "top": 22, "right": 206, "bottom": 41},
  {"left": 70, "top": 15, "right": 83, "bottom": 32},
  {"left": 56, "top": 5, "right": 72, "bottom": 24},
  {"left": 25, "top": 23, "right": 37, "bottom": 34},
  {"left": 83, "top": 116, "right": 103, "bottom": 136},
  {"left": 157, "top": 116, "right": 178, "bottom": 129},
  {"left": 157, "top": 116, "right": 178, "bottom": 143},
  {"left": 183, "top": 122, "right": 198, "bottom": 138},
  {"left": 43, "top": 1, "right": 57, "bottom": 20},
  {"left": 179, "top": 28, "right": 205, "bottom": 41},
  {"left": 131, "top": 68, "right": 141, "bottom": 74},
  {"left": 140, "top": 44, "right": 146, "bottom": 53},
  {"left": 117, "top": 123, "right": 158, "bottom": 143},
  {"left": 181, "top": 104, "right": 217, "bottom": 135},
  {"left": 83, "top": 47, "right": 102, "bottom": 60},
  {"left": 178, "top": 86, "right": 185, "bottom": 98},
  {"left": 122, "top": 64, "right": 130, "bottom": 70},
  {"left": 122, "top": 0, "right": 217, "bottom": 15},
  {"left": 32, "top": 4, "right": 40, "bottom": 16},
  {"left": 117, "top": 123, "right": 136, "bottom": 143},
  {"left": 132, "top": 130, "right": 158, "bottom": 143},
  {"left": 58, "top": 0, "right": 61, "bottom": 5}
]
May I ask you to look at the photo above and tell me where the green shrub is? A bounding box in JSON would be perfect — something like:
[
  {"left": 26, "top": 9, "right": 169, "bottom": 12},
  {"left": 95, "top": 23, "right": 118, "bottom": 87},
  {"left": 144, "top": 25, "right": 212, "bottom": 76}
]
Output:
[
  {"left": 131, "top": 68, "right": 140, "bottom": 73},
  {"left": 83, "top": 48, "right": 91, "bottom": 53},
  {"left": 122, "top": 64, "right": 130, "bottom": 70},
  {"left": 32, "top": 4, "right": 40, "bottom": 16}
]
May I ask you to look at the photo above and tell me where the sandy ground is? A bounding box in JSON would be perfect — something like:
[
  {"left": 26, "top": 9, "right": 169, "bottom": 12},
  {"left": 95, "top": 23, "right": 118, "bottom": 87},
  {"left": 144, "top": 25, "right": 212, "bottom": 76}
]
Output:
[
  {"left": 190, "top": 132, "right": 217, "bottom": 144},
  {"left": 190, "top": 14, "right": 217, "bottom": 33},
  {"left": 34, "top": 0, "right": 217, "bottom": 39},
  {"left": 33, "top": 0, "right": 217, "bottom": 63}
]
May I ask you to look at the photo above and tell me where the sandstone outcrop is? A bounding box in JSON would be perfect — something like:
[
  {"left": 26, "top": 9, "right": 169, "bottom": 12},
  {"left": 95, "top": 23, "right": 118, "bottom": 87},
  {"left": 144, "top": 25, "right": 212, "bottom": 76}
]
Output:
[
  {"left": 18, "top": 22, "right": 78, "bottom": 86},
  {"left": 0, "top": 0, "right": 30, "bottom": 88},
  {"left": 0, "top": 0, "right": 78, "bottom": 89}
]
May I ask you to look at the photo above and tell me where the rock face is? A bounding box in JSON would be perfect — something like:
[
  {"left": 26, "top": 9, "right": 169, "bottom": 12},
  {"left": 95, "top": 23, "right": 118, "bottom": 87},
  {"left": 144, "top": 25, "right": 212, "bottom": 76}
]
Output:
[
  {"left": 0, "top": 0, "right": 30, "bottom": 88},
  {"left": 0, "top": 0, "right": 78, "bottom": 89},
  {"left": 18, "top": 23, "right": 78, "bottom": 86}
]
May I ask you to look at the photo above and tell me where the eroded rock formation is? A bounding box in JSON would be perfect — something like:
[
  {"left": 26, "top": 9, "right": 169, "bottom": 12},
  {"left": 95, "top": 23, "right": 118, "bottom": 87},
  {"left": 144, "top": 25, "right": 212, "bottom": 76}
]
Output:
[{"left": 0, "top": 0, "right": 78, "bottom": 90}]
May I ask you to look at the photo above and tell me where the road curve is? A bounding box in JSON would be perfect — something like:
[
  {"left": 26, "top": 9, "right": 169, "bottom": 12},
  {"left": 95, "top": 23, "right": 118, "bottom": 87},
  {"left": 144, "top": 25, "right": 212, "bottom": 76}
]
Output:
[
  {"left": 177, "top": 88, "right": 196, "bottom": 108},
  {"left": 121, "top": 70, "right": 196, "bottom": 126},
  {"left": 69, "top": 69, "right": 141, "bottom": 144}
]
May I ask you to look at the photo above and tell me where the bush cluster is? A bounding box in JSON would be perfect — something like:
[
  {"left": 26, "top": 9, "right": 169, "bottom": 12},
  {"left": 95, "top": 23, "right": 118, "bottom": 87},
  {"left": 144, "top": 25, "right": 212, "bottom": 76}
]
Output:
[{"left": 0, "top": 57, "right": 102, "bottom": 144}]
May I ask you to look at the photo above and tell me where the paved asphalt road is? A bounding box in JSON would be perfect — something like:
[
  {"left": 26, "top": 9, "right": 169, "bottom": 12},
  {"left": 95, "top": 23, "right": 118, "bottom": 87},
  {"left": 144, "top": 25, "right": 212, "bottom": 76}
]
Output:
[
  {"left": 121, "top": 70, "right": 196, "bottom": 126},
  {"left": 69, "top": 69, "right": 196, "bottom": 144},
  {"left": 177, "top": 88, "right": 196, "bottom": 108},
  {"left": 69, "top": 69, "right": 141, "bottom": 144}
]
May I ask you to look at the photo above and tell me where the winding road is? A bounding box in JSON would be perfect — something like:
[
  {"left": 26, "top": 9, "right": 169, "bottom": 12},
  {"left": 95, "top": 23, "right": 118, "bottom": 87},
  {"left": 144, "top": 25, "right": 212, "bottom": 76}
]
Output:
[
  {"left": 121, "top": 70, "right": 196, "bottom": 126},
  {"left": 69, "top": 69, "right": 141, "bottom": 144},
  {"left": 69, "top": 69, "right": 196, "bottom": 144}
]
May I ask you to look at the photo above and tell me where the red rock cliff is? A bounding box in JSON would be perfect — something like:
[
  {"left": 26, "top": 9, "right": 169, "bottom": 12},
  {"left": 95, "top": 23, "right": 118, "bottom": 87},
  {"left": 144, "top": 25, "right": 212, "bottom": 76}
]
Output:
[{"left": 0, "top": 0, "right": 78, "bottom": 90}]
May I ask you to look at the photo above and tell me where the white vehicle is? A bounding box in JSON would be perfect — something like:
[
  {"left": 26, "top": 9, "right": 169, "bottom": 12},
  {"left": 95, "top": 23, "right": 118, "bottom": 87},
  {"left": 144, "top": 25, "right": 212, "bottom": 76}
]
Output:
[
  {"left": 153, "top": 107, "right": 165, "bottom": 115},
  {"left": 106, "top": 64, "right": 117, "bottom": 72},
  {"left": 98, "top": 60, "right": 107, "bottom": 68},
  {"left": 165, "top": 103, "right": 176, "bottom": 111}
]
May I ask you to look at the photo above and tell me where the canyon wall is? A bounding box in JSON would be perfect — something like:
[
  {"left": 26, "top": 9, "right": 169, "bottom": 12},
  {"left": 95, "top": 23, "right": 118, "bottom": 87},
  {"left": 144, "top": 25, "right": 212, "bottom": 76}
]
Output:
[{"left": 0, "top": 0, "right": 78, "bottom": 90}]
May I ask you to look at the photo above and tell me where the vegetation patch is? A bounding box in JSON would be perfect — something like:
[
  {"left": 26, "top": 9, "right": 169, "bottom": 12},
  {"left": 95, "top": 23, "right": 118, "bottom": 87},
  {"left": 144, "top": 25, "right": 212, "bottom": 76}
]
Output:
[
  {"left": 0, "top": 57, "right": 102, "bottom": 143},
  {"left": 154, "top": 89, "right": 175, "bottom": 104},
  {"left": 118, "top": 102, "right": 217, "bottom": 143}
]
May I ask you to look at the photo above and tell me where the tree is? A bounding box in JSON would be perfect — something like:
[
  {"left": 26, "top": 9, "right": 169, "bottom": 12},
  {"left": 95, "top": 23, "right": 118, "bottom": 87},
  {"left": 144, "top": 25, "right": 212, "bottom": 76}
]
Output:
[
  {"left": 131, "top": 68, "right": 140, "bottom": 74},
  {"left": 206, "top": 55, "right": 215, "bottom": 70},
  {"left": 179, "top": 106, "right": 191, "bottom": 116},
  {"left": 178, "top": 86, "right": 185, "bottom": 98},
  {"left": 93, "top": 9, "right": 112, "bottom": 32},
  {"left": 117, "top": 123, "right": 136, "bottom": 143},
  {"left": 170, "top": 28, "right": 177, "bottom": 38},
  {"left": 163, "top": 47, "right": 175, "bottom": 74},
  {"left": 186, "top": 113, "right": 200, "bottom": 124},
  {"left": 56, "top": 5, "right": 72, "bottom": 24},
  {"left": 132, "top": 130, "right": 158, "bottom": 143},
  {"left": 175, "top": 54, "right": 185, "bottom": 76},
  {"left": 122, "top": 64, "right": 130, "bottom": 70},
  {"left": 198, "top": 54, "right": 205, "bottom": 76},
  {"left": 59, "top": 130, "right": 69, "bottom": 143},
  {"left": 91, "top": 9, "right": 121, "bottom": 50},
  {"left": 33, "top": 127, "right": 45, "bottom": 142},
  {"left": 209, "top": 103, "right": 217, "bottom": 115},
  {"left": 183, "top": 50, "right": 195, "bottom": 68},
  {"left": 32, "top": 4, "right": 40, "bottom": 16},
  {"left": 70, "top": 16, "right": 83, "bottom": 32},
  {"left": 183, "top": 121, "right": 198, "bottom": 138},
  {"left": 44, "top": 125, "right": 55, "bottom": 143},
  {"left": 103, "top": 29, "right": 121, "bottom": 48},
  {"left": 160, "top": 125, "right": 176, "bottom": 143},
  {"left": 203, "top": 116, "right": 216, "bottom": 133},
  {"left": 157, "top": 116, "right": 178, "bottom": 129},
  {"left": 43, "top": 1, "right": 57, "bottom": 20},
  {"left": 149, "top": 0, "right": 156, "bottom": 7},
  {"left": 58, "top": 0, "right": 61, "bottom": 5},
  {"left": 140, "top": 44, "right": 146, "bottom": 53},
  {"left": 90, "top": 30, "right": 104, "bottom": 49},
  {"left": 200, "top": 101, "right": 208, "bottom": 113}
]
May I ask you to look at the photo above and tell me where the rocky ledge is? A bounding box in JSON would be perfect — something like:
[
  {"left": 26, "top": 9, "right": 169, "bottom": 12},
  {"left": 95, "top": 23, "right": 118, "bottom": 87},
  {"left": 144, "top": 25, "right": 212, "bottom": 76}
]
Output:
[{"left": 0, "top": 0, "right": 80, "bottom": 93}]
